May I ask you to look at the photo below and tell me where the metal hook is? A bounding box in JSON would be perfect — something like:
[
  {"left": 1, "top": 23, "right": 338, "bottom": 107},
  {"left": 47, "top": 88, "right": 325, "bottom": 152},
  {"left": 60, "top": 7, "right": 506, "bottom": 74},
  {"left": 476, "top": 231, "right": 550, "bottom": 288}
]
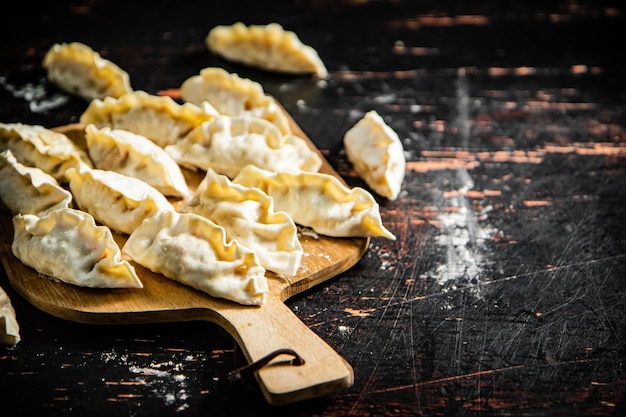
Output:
[{"left": 227, "top": 348, "right": 305, "bottom": 386}]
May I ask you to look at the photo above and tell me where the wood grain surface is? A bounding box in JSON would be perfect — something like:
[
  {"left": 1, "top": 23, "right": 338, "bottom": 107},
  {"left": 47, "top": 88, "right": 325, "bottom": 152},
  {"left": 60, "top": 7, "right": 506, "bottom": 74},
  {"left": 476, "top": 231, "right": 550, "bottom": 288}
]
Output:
[
  {"left": 0, "top": 118, "right": 369, "bottom": 404},
  {"left": 1, "top": 1, "right": 624, "bottom": 416}
]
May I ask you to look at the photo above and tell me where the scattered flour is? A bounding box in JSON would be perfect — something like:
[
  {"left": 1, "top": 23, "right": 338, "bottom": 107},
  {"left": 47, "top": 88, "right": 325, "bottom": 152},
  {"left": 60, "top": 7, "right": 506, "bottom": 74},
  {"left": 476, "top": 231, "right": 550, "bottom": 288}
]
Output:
[
  {"left": 422, "top": 169, "right": 495, "bottom": 293},
  {"left": 0, "top": 75, "right": 68, "bottom": 113}
]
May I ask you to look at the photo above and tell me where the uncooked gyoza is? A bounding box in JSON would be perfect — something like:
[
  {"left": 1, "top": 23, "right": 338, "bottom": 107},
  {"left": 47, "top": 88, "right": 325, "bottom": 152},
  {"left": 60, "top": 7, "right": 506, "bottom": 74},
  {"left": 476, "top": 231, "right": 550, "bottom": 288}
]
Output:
[
  {"left": 0, "top": 123, "right": 93, "bottom": 182},
  {"left": 0, "top": 286, "right": 20, "bottom": 345},
  {"left": 84, "top": 124, "right": 190, "bottom": 198},
  {"left": 123, "top": 210, "right": 268, "bottom": 306},
  {"left": 42, "top": 42, "right": 133, "bottom": 101},
  {"left": 79, "top": 90, "right": 215, "bottom": 148},
  {"left": 233, "top": 165, "right": 396, "bottom": 240},
  {"left": 0, "top": 149, "right": 72, "bottom": 216},
  {"left": 183, "top": 169, "right": 303, "bottom": 276},
  {"left": 180, "top": 67, "right": 291, "bottom": 134},
  {"left": 11, "top": 208, "right": 142, "bottom": 288},
  {"left": 65, "top": 164, "right": 174, "bottom": 235},
  {"left": 165, "top": 115, "right": 322, "bottom": 178},
  {"left": 206, "top": 22, "right": 328, "bottom": 78},
  {"left": 343, "top": 110, "right": 406, "bottom": 200}
]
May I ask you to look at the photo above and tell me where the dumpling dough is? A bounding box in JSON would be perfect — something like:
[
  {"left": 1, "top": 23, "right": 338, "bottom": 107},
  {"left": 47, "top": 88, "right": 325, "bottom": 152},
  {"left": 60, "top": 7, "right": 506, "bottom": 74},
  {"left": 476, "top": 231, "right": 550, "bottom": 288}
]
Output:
[
  {"left": 66, "top": 164, "right": 174, "bottom": 235},
  {"left": 123, "top": 210, "right": 268, "bottom": 306},
  {"left": 0, "top": 123, "right": 93, "bottom": 182},
  {"left": 233, "top": 165, "right": 395, "bottom": 240},
  {"left": 85, "top": 124, "right": 190, "bottom": 198},
  {"left": 0, "top": 286, "right": 20, "bottom": 345},
  {"left": 80, "top": 90, "right": 215, "bottom": 148},
  {"left": 206, "top": 22, "right": 328, "bottom": 78},
  {"left": 11, "top": 208, "right": 142, "bottom": 288},
  {"left": 343, "top": 110, "right": 406, "bottom": 200},
  {"left": 180, "top": 67, "right": 291, "bottom": 134},
  {"left": 165, "top": 115, "right": 321, "bottom": 178},
  {"left": 183, "top": 168, "right": 303, "bottom": 276},
  {"left": 0, "top": 149, "right": 72, "bottom": 216},
  {"left": 42, "top": 42, "right": 133, "bottom": 100}
]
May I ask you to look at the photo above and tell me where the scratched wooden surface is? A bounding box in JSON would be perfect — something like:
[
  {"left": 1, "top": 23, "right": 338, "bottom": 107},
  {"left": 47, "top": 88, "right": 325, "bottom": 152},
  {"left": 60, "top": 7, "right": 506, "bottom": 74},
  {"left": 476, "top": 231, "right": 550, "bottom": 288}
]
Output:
[{"left": 1, "top": 1, "right": 625, "bottom": 416}]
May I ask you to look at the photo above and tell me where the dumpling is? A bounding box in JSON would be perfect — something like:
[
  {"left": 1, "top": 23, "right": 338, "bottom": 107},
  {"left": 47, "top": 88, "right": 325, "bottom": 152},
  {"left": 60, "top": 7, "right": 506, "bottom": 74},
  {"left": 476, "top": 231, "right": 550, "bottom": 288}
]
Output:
[
  {"left": 182, "top": 168, "right": 303, "bottom": 276},
  {"left": 0, "top": 149, "right": 72, "bottom": 216},
  {"left": 180, "top": 67, "right": 291, "bottom": 134},
  {"left": 11, "top": 208, "right": 142, "bottom": 288},
  {"left": 165, "top": 115, "right": 322, "bottom": 178},
  {"left": 233, "top": 165, "right": 396, "bottom": 240},
  {"left": 85, "top": 124, "right": 190, "bottom": 198},
  {"left": 42, "top": 42, "right": 133, "bottom": 100},
  {"left": 343, "top": 110, "right": 406, "bottom": 200},
  {"left": 123, "top": 210, "right": 268, "bottom": 306},
  {"left": 206, "top": 22, "right": 328, "bottom": 78},
  {"left": 0, "top": 123, "right": 93, "bottom": 182},
  {"left": 0, "top": 286, "right": 20, "bottom": 345},
  {"left": 79, "top": 90, "right": 215, "bottom": 148},
  {"left": 65, "top": 164, "right": 174, "bottom": 235}
]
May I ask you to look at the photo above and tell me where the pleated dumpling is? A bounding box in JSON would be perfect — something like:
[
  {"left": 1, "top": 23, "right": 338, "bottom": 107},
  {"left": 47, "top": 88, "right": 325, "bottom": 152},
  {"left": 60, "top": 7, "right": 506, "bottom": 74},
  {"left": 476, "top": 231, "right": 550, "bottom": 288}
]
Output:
[
  {"left": 66, "top": 164, "right": 174, "bottom": 235},
  {"left": 79, "top": 90, "right": 215, "bottom": 148},
  {"left": 85, "top": 124, "right": 190, "bottom": 198},
  {"left": 206, "top": 22, "right": 328, "bottom": 78},
  {"left": 180, "top": 67, "right": 291, "bottom": 134},
  {"left": 0, "top": 123, "right": 93, "bottom": 182},
  {"left": 233, "top": 165, "right": 396, "bottom": 240},
  {"left": 0, "top": 286, "right": 20, "bottom": 345},
  {"left": 123, "top": 210, "right": 268, "bottom": 306},
  {"left": 183, "top": 168, "right": 303, "bottom": 276},
  {"left": 343, "top": 110, "right": 406, "bottom": 200},
  {"left": 0, "top": 149, "right": 72, "bottom": 216},
  {"left": 11, "top": 208, "right": 142, "bottom": 288},
  {"left": 42, "top": 42, "right": 133, "bottom": 100},
  {"left": 165, "top": 115, "right": 322, "bottom": 178}
]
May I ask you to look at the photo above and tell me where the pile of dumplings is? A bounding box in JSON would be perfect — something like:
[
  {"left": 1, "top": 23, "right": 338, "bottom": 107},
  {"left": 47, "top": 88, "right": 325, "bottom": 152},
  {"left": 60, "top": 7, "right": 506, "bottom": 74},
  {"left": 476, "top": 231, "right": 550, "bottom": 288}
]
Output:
[{"left": 0, "top": 23, "right": 405, "bottom": 311}]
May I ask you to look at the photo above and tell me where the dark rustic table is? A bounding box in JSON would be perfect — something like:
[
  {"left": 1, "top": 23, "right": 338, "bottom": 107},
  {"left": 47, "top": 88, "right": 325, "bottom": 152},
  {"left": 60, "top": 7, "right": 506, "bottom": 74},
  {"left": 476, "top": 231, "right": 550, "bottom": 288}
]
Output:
[{"left": 1, "top": 1, "right": 624, "bottom": 416}]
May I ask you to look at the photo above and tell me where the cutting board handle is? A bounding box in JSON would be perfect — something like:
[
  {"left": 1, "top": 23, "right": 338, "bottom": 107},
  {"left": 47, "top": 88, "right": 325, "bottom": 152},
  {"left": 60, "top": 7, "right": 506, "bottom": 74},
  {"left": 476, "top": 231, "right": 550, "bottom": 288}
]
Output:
[{"left": 216, "top": 295, "right": 354, "bottom": 405}]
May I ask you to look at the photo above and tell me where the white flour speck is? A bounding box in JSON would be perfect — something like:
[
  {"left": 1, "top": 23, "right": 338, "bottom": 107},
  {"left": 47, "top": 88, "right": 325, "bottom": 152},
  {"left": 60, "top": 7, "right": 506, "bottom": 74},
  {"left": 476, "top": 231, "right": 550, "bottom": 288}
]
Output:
[{"left": 0, "top": 76, "right": 68, "bottom": 113}]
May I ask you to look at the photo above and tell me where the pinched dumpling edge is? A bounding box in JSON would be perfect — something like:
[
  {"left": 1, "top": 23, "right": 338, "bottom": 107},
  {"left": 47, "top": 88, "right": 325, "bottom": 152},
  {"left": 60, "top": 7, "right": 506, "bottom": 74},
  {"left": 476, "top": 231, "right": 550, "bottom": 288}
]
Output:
[
  {"left": 343, "top": 110, "right": 406, "bottom": 200},
  {"left": 43, "top": 41, "right": 133, "bottom": 100},
  {"left": 79, "top": 90, "right": 215, "bottom": 148},
  {"left": 206, "top": 22, "right": 328, "bottom": 78},
  {"left": 180, "top": 67, "right": 292, "bottom": 134},
  {"left": 0, "top": 149, "right": 73, "bottom": 216},
  {"left": 11, "top": 208, "right": 143, "bottom": 289},
  {"left": 123, "top": 210, "right": 268, "bottom": 306},
  {"left": 183, "top": 168, "right": 304, "bottom": 276}
]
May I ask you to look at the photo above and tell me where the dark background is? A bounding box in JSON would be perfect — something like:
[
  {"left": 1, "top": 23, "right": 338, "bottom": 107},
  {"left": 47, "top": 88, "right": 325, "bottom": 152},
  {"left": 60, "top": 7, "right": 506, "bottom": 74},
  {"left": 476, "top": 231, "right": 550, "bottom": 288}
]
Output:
[{"left": 1, "top": 1, "right": 625, "bottom": 415}]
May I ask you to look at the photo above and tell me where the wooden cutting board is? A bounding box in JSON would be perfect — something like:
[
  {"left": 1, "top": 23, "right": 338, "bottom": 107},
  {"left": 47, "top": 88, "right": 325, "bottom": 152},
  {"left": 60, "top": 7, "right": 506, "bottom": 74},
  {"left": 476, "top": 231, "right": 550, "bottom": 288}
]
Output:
[{"left": 0, "top": 116, "right": 369, "bottom": 405}]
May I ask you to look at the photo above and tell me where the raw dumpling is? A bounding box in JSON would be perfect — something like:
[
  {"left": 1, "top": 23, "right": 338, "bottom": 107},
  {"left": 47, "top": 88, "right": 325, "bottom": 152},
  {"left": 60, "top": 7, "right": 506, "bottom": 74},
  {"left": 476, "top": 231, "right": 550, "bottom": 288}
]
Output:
[
  {"left": 123, "top": 210, "right": 268, "bottom": 306},
  {"left": 42, "top": 42, "right": 133, "bottom": 100},
  {"left": 0, "top": 149, "right": 72, "bottom": 216},
  {"left": 80, "top": 90, "right": 215, "bottom": 148},
  {"left": 66, "top": 164, "right": 174, "bottom": 235},
  {"left": 183, "top": 168, "right": 303, "bottom": 276},
  {"left": 0, "top": 123, "right": 93, "bottom": 182},
  {"left": 85, "top": 124, "right": 190, "bottom": 198},
  {"left": 206, "top": 22, "right": 328, "bottom": 78},
  {"left": 343, "top": 110, "right": 406, "bottom": 200},
  {"left": 233, "top": 165, "right": 396, "bottom": 240},
  {"left": 180, "top": 67, "right": 291, "bottom": 134},
  {"left": 0, "top": 286, "right": 20, "bottom": 345},
  {"left": 11, "top": 208, "right": 142, "bottom": 288},
  {"left": 165, "top": 115, "right": 322, "bottom": 178}
]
